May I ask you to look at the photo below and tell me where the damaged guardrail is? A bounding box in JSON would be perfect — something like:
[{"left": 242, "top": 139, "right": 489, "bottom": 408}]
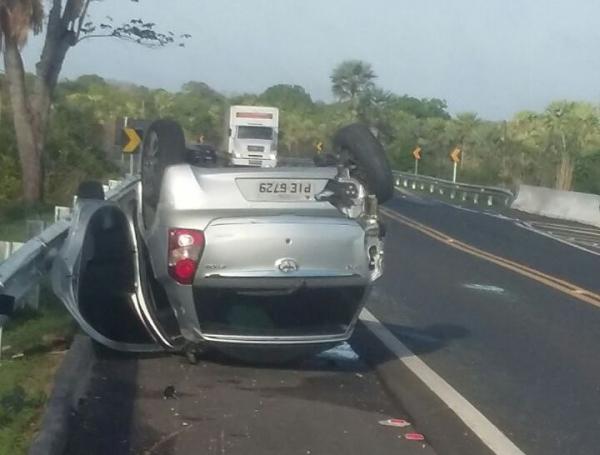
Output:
[{"left": 0, "top": 177, "right": 138, "bottom": 319}]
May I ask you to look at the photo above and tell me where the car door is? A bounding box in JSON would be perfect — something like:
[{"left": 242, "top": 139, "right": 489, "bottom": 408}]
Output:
[{"left": 51, "top": 184, "right": 179, "bottom": 352}]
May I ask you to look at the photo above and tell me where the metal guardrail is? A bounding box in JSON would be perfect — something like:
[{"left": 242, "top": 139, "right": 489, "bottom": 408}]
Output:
[
  {"left": 0, "top": 176, "right": 139, "bottom": 312},
  {"left": 393, "top": 171, "right": 515, "bottom": 208}
]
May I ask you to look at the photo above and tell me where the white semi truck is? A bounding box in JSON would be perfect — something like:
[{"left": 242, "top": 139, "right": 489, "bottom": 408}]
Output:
[{"left": 227, "top": 105, "right": 279, "bottom": 167}]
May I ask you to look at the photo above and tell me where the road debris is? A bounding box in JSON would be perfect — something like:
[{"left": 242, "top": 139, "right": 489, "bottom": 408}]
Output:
[
  {"left": 463, "top": 283, "right": 506, "bottom": 294},
  {"left": 379, "top": 418, "right": 411, "bottom": 428},
  {"left": 163, "top": 385, "right": 177, "bottom": 399},
  {"left": 404, "top": 433, "right": 425, "bottom": 441}
]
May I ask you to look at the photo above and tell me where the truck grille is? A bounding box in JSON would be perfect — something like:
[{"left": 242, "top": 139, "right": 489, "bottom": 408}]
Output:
[{"left": 247, "top": 145, "right": 265, "bottom": 152}]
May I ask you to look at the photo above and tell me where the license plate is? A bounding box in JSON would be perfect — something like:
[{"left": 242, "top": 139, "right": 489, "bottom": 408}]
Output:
[
  {"left": 236, "top": 178, "right": 321, "bottom": 201},
  {"left": 258, "top": 181, "right": 313, "bottom": 195}
]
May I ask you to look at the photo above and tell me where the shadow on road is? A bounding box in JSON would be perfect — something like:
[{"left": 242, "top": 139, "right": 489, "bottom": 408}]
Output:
[
  {"left": 64, "top": 348, "right": 173, "bottom": 455},
  {"left": 381, "top": 322, "right": 470, "bottom": 356},
  {"left": 349, "top": 319, "right": 470, "bottom": 381}
]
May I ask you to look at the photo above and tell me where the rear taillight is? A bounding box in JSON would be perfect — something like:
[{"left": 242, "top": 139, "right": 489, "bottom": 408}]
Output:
[{"left": 168, "top": 228, "right": 205, "bottom": 285}]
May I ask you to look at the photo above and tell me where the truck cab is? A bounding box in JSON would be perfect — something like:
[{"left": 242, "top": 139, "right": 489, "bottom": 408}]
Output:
[{"left": 228, "top": 106, "right": 279, "bottom": 168}]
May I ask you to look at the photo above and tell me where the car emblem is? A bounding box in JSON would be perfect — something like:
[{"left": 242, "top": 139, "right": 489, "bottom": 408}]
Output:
[{"left": 276, "top": 258, "right": 299, "bottom": 273}]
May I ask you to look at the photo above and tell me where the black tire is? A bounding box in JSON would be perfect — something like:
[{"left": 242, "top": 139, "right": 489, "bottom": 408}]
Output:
[
  {"left": 141, "top": 119, "right": 186, "bottom": 229},
  {"left": 332, "top": 123, "right": 394, "bottom": 203},
  {"left": 77, "top": 180, "right": 105, "bottom": 200}
]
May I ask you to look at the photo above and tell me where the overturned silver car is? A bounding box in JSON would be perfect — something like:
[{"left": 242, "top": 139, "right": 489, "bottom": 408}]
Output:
[{"left": 52, "top": 120, "right": 393, "bottom": 361}]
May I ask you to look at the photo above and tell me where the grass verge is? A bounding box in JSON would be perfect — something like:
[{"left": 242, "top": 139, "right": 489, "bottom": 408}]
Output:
[{"left": 0, "top": 288, "right": 75, "bottom": 455}]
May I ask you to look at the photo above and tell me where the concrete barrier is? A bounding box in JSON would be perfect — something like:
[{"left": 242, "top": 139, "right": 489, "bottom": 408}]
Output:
[{"left": 512, "top": 185, "right": 600, "bottom": 226}]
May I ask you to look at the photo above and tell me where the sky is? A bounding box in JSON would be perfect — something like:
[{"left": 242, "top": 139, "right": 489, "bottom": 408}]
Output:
[{"left": 16, "top": 0, "right": 600, "bottom": 120}]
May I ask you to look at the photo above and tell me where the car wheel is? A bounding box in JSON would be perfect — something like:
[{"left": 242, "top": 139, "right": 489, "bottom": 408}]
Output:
[
  {"left": 332, "top": 123, "right": 394, "bottom": 203},
  {"left": 141, "top": 119, "right": 186, "bottom": 229}
]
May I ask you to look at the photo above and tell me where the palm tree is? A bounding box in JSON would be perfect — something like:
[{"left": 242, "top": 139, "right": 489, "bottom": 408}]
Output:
[{"left": 330, "top": 60, "right": 376, "bottom": 117}]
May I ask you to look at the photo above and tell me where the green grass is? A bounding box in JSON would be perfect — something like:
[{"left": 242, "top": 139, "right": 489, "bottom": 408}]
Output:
[{"left": 0, "top": 289, "right": 75, "bottom": 455}]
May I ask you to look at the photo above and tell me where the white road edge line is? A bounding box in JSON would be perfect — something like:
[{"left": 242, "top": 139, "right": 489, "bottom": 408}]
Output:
[{"left": 359, "top": 308, "right": 525, "bottom": 455}]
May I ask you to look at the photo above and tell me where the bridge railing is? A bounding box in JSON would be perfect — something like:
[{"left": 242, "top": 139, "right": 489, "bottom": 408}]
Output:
[{"left": 393, "top": 171, "right": 515, "bottom": 208}]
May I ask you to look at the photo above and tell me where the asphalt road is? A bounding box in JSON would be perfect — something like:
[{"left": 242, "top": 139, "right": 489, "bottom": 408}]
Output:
[
  {"left": 65, "top": 345, "right": 435, "bottom": 455},
  {"left": 369, "top": 192, "right": 600, "bottom": 455}
]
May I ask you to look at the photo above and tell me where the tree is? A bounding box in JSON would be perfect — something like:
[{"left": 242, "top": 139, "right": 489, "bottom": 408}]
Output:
[
  {"left": 357, "top": 86, "right": 391, "bottom": 131},
  {"left": 541, "top": 101, "right": 600, "bottom": 190},
  {"left": 330, "top": 60, "right": 376, "bottom": 116},
  {"left": 508, "top": 103, "right": 600, "bottom": 190},
  {"left": 279, "top": 110, "right": 316, "bottom": 156},
  {"left": 0, "top": 0, "right": 189, "bottom": 202},
  {"left": 168, "top": 81, "right": 225, "bottom": 145},
  {"left": 181, "top": 81, "right": 223, "bottom": 103},
  {"left": 573, "top": 150, "right": 600, "bottom": 194},
  {"left": 417, "top": 117, "right": 453, "bottom": 178},
  {"left": 148, "top": 88, "right": 175, "bottom": 118},
  {"left": 259, "top": 84, "right": 313, "bottom": 112},
  {"left": 446, "top": 112, "right": 481, "bottom": 168},
  {"left": 383, "top": 110, "right": 420, "bottom": 170},
  {"left": 507, "top": 111, "right": 554, "bottom": 186},
  {"left": 388, "top": 95, "right": 450, "bottom": 119}
]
